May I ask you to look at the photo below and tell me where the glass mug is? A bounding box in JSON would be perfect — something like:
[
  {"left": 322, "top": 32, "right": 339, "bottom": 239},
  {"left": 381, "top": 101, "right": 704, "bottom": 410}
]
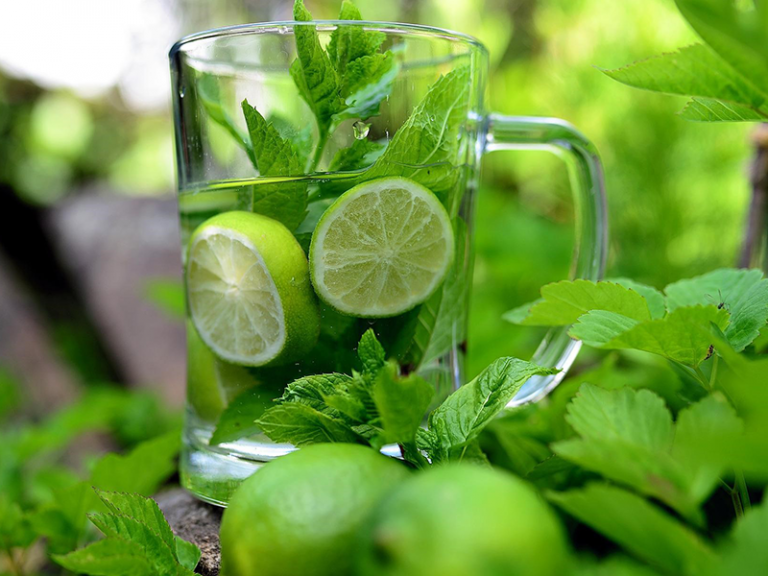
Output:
[{"left": 170, "top": 19, "right": 607, "bottom": 506}]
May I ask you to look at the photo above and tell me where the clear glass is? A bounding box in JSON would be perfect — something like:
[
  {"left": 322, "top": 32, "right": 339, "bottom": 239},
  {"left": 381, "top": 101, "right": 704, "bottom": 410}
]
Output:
[{"left": 170, "top": 21, "right": 607, "bottom": 506}]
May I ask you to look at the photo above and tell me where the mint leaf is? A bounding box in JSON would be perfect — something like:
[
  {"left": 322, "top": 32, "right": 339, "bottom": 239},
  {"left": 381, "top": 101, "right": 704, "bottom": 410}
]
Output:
[
  {"left": 197, "top": 74, "right": 253, "bottom": 163},
  {"left": 664, "top": 268, "right": 768, "bottom": 351},
  {"left": 552, "top": 385, "right": 739, "bottom": 523},
  {"left": 679, "top": 97, "right": 767, "bottom": 122},
  {"left": 364, "top": 66, "right": 471, "bottom": 203},
  {"left": 292, "top": 0, "right": 344, "bottom": 140},
  {"left": 601, "top": 44, "right": 767, "bottom": 111},
  {"left": 372, "top": 362, "right": 434, "bottom": 444},
  {"left": 328, "top": 138, "right": 386, "bottom": 172},
  {"left": 570, "top": 305, "right": 730, "bottom": 367},
  {"left": 675, "top": 0, "right": 768, "bottom": 98},
  {"left": 357, "top": 328, "right": 386, "bottom": 375},
  {"left": 53, "top": 539, "right": 153, "bottom": 576},
  {"left": 428, "top": 358, "right": 558, "bottom": 461},
  {"left": 504, "top": 280, "right": 654, "bottom": 326},
  {"left": 409, "top": 218, "right": 469, "bottom": 366},
  {"left": 239, "top": 101, "right": 308, "bottom": 230},
  {"left": 281, "top": 373, "right": 355, "bottom": 412},
  {"left": 717, "top": 498, "right": 768, "bottom": 575},
  {"left": 269, "top": 113, "right": 314, "bottom": 168},
  {"left": 256, "top": 403, "right": 359, "bottom": 446},
  {"left": 209, "top": 386, "right": 276, "bottom": 446},
  {"left": 327, "top": 0, "right": 396, "bottom": 121},
  {"left": 90, "top": 430, "right": 180, "bottom": 496},
  {"left": 610, "top": 277, "right": 666, "bottom": 320},
  {"left": 0, "top": 495, "right": 35, "bottom": 552},
  {"left": 548, "top": 483, "right": 716, "bottom": 575}
]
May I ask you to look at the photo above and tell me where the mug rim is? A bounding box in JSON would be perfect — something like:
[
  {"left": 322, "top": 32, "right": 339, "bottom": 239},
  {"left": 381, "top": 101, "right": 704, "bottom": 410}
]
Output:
[{"left": 170, "top": 20, "right": 488, "bottom": 59}]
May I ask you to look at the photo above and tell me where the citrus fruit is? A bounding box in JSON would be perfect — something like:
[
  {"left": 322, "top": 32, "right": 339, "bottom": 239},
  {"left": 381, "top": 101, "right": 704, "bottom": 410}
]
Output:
[
  {"left": 186, "top": 321, "right": 258, "bottom": 422},
  {"left": 356, "top": 463, "right": 569, "bottom": 576},
  {"left": 309, "top": 177, "right": 454, "bottom": 317},
  {"left": 186, "top": 211, "right": 319, "bottom": 367},
  {"left": 220, "top": 444, "right": 409, "bottom": 576}
]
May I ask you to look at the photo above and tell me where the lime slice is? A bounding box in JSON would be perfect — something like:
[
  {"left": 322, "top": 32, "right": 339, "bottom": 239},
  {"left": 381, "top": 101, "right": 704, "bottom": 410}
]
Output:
[
  {"left": 186, "top": 211, "right": 320, "bottom": 366},
  {"left": 309, "top": 177, "right": 454, "bottom": 317}
]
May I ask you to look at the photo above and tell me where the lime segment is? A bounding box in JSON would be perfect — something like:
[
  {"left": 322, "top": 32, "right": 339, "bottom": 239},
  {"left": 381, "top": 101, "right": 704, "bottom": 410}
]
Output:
[
  {"left": 187, "top": 211, "right": 319, "bottom": 367},
  {"left": 309, "top": 177, "right": 454, "bottom": 317}
]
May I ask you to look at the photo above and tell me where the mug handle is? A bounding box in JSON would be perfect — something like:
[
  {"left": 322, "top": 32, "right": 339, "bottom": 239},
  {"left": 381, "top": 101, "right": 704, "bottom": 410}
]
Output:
[{"left": 482, "top": 114, "right": 608, "bottom": 405}]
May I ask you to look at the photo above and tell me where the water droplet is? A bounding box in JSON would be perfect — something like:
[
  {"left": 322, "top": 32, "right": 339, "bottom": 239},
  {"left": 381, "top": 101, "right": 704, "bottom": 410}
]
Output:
[
  {"left": 352, "top": 120, "right": 370, "bottom": 139},
  {"left": 429, "top": 115, "right": 436, "bottom": 122},
  {"left": 179, "top": 86, "right": 185, "bottom": 98}
]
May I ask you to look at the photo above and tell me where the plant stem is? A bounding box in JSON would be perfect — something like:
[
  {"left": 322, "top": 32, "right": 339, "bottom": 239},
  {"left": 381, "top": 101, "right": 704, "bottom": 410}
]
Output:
[
  {"left": 693, "top": 366, "right": 711, "bottom": 391},
  {"left": 739, "top": 123, "right": 768, "bottom": 270},
  {"left": 735, "top": 470, "right": 751, "bottom": 512},
  {"left": 709, "top": 354, "right": 719, "bottom": 389},
  {"left": 310, "top": 130, "right": 329, "bottom": 173}
]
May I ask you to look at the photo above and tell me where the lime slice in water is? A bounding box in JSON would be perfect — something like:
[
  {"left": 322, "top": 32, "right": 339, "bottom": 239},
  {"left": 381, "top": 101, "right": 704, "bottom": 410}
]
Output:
[
  {"left": 186, "top": 211, "right": 320, "bottom": 367},
  {"left": 309, "top": 177, "right": 454, "bottom": 318}
]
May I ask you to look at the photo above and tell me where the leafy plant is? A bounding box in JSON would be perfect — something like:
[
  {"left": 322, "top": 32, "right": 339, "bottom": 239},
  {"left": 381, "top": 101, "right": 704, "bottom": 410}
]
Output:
[{"left": 603, "top": 0, "right": 768, "bottom": 122}]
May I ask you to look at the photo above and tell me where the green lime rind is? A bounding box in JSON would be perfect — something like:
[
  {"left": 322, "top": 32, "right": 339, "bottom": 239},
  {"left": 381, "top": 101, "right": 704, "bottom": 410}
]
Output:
[
  {"left": 309, "top": 177, "right": 455, "bottom": 319},
  {"left": 187, "top": 211, "right": 320, "bottom": 367}
]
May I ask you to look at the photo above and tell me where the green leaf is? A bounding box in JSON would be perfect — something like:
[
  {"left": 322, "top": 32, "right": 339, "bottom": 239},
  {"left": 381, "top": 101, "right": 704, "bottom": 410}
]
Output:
[
  {"left": 602, "top": 44, "right": 767, "bottom": 110},
  {"left": 552, "top": 385, "right": 738, "bottom": 522},
  {"left": 256, "top": 403, "right": 359, "bottom": 446},
  {"left": 53, "top": 539, "right": 153, "bottom": 576},
  {"left": 363, "top": 66, "right": 471, "bottom": 201},
  {"left": 372, "top": 362, "right": 434, "bottom": 444},
  {"left": 292, "top": 0, "right": 344, "bottom": 138},
  {"left": 209, "top": 386, "right": 276, "bottom": 445},
  {"left": 328, "top": 0, "right": 385, "bottom": 78},
  {"left": 427, "top": 358, "right": 558, "bottom": 460},
  {"left": 197, "top": 74, "right": 252, "bottom": 162},
  {"left": 280, "top": 373, "right": 355, "bottom": 412},
  {"left": 610, "top": 277, "right": 666, "bottom": 320},
  {"left": 680, "top": 97, "right": 767, "bottom": 122},
  {"left": 409, "top": 218, "right": 469, "bottom": 366},
  {"left": 548, "top": 483, "right": 716, "bottom": 575},
  {"left": 675, "top": 0, "right": 768, "bottom": 98},
  {"left": 664, "top": 268, "right": 768, "bottom": 351},
  {"left": 571, "top": 305, "right": 730, "bottom": 367},
  {"left": 95, "top": 491, "right": 200, "bottom": 572},
  {"left": 90, "top": 430, "right": 180, "bottom": 495},
  {"left": 268, "top": 113, "right": 314, "bottom": 169},
  {"left": 328, "top": 138, "right": 386, "bottom": 172},
  {"left": 0, "top": 495, "right": 36, "bottom": 551},
  {"left": 241, "top": 100, "right": 303, "bottom": 177},
  {"left": 357, "top": 329, "right": 386, "bottom": 375},
  {"left": 504, "top": 280, "right": 654, "bottom": 326},
  {"left": 143, "top": 278, "right": 185, "bottom": 320},
  {"left": 717, "top": 497, "right": 768, "bottom": 575}
]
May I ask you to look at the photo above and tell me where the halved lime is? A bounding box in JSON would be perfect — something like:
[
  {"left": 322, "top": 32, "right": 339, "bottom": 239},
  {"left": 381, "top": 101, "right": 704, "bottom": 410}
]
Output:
[
  {"left": 186, "top": 320, "right": 257, "bottom": 422},
  {"left": 309, "top": 177, "right": 454, "bottom": 317},
  {"left": 186, "top": 211, "right": 320, "bottom": 367}
]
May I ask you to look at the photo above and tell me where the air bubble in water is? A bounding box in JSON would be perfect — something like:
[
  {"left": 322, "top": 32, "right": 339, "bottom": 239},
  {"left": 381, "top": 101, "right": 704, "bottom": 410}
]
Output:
[{"left": 352, "top": 120, "right": 370, "bottom": 139}]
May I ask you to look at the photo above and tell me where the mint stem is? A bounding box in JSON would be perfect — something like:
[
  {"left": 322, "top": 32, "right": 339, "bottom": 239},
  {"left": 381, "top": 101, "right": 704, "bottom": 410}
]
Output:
[{"left": 310, "top": 130, "right": 329, "bottom": 172}]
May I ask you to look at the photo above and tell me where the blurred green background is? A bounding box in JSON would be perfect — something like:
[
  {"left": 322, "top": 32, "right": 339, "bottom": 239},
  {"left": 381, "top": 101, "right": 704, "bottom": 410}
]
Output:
[{"left": 0, "top": 0, "right": 754, "bottom": 409}]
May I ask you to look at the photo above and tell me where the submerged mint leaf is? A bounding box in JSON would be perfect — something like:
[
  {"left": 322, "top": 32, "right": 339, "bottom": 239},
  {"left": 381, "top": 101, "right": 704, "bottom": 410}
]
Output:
[
  {"left": 504, "top": 280, "right": 654, "bottom": 326},
  {"left": 328, "top": 138, "right": 386, "bottom": 172},
  {"left": 209, "top": 386, "right": 277, "bottom": 446},
  {"left": 409, "top": 218, "right": 468, "bottom": 367},
  {"left": 664, "top": 268, "right": 768, "bottom": 351},
  {"left": 256, "top": 403, "right": 359, "bottom": 446},
  {"left": 428, "top": 358, "right": 558, "bottom": 461}
]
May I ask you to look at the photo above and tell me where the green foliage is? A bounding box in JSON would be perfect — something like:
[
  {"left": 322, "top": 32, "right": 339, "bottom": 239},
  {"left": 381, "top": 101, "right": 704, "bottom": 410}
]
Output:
[
  {"left": 605, "top": 0, "right": 768, "bottom": 122},
  {"left": 53, "top": 491, "right": 200, "bottom": 576}
]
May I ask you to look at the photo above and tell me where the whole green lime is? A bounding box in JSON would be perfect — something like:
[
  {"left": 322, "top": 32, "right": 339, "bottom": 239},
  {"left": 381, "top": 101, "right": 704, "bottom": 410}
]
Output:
[
  {"left": 356, "top": 464, "right": 569, "bottom": 576},
  {"left": 220, "top": 444, "right": 410, "bottom": 576}
]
